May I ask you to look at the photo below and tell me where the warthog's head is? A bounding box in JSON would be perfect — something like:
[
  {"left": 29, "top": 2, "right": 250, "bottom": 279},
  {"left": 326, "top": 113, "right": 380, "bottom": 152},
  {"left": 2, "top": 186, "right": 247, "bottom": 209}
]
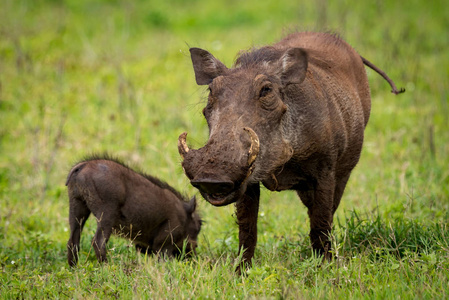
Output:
[{"left": 179, "top": 47, "right": 308, "bottom": 206}]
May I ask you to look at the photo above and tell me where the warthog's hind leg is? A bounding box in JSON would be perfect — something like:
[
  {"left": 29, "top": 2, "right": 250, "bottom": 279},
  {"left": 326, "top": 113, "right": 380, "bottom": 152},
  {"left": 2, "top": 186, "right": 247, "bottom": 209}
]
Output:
[
  {"left": 297, "top": 172, "right": 336, "bottom": 260},
  {"left": 92, "top": 209, "right": 119, "bottom": 263},
  {"left": 67, "top": 197, "right": 91, "bottom": 267}
]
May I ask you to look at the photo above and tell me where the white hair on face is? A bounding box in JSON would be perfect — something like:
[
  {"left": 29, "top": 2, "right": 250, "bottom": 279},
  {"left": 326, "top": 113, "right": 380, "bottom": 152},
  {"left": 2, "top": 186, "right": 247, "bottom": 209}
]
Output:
[
  {"left": 208, "top": 107, "right": 221, "bottom": 137},
  {"left": 281, "top": 53, "right": 291, "bottom": 73}
]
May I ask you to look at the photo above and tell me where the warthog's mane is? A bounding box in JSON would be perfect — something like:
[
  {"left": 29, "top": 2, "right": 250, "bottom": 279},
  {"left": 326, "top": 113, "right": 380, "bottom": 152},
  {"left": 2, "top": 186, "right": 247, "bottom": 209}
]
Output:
[
  {"left": 234, "top": 31, "right": 346, "bottom": 69},
  {"left": 234, "top": 46, "right": 283, "bottom": 68},
  {"left": 76, "top": 153, "right": 188, "bottom": 202}
]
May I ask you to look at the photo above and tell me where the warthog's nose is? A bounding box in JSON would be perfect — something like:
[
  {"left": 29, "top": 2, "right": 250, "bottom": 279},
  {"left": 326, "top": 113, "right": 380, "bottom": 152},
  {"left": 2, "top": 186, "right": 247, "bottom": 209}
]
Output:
[{"left": 191, "top": 178, "right": 234, "bottom": 195}]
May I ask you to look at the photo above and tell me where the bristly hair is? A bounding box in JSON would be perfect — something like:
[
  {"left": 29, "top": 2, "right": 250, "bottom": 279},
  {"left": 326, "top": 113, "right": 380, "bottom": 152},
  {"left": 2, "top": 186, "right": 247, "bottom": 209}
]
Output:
[
  {"left": 234, "top": 31, "right": 346, "bottom": 69},
  {"left": 234, "top": 46, "right": 284, "bottom": 68},
  {"left": 73, "top": 153, "right": 189, "bottom": 202}
]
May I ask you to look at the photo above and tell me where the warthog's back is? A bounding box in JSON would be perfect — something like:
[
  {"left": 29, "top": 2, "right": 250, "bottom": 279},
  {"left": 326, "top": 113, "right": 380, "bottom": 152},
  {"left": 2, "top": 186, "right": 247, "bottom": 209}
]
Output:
[{"left": 67, "top": 159, "right": 186, "bottom": 233}]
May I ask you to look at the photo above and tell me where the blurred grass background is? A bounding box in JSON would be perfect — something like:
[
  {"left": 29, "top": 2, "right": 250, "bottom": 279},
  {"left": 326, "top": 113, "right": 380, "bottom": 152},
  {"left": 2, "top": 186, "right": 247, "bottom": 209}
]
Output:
[{"left": 0, "top": 0, "right": 448, "bottom": 298}]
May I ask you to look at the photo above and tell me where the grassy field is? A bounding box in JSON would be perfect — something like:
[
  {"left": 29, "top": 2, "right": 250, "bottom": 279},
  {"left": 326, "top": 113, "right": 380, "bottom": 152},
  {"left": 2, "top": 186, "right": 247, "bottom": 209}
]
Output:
[{"left": 1, "top": 0, "right": 448, "bottom": 298}]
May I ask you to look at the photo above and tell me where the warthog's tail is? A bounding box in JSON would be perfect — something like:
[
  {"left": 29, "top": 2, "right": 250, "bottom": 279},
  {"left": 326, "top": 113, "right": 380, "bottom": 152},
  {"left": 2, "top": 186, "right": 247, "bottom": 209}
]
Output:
[
  {"left": 65, "top": 162, "right": 87, "bottom": 186},
  {"left": 361, "top": 56, "right": 405, "bottom": 95}
]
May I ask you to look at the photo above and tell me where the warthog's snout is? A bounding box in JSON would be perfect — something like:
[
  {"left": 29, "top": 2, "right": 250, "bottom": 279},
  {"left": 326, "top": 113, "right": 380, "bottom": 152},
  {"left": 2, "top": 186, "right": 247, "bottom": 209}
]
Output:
[{"left": 179, "top": 127, "right": 259, "bottom": 206}]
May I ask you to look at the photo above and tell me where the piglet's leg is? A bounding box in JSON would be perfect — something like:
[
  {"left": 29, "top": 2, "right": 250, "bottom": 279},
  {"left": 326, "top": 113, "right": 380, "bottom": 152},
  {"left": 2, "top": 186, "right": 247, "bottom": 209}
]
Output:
[
  {"left": 67, "top": 197, "right": 91, "bottom": 267},
  {"left": 235, "top": 183, "right": 260, "bottom": 274},
  {"left": 92, "top": 210, "right": 118, "bottom": 263}
]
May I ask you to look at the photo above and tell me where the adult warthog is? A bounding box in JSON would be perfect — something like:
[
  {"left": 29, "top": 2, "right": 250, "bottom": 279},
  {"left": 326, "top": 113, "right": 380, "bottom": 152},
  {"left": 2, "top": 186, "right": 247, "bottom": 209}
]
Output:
[
  {"left": 178, "top": 32, "right": 403, "bottom": 270},
  {"left": 66, "top": 156, "right": 202, "bottom": 267}
]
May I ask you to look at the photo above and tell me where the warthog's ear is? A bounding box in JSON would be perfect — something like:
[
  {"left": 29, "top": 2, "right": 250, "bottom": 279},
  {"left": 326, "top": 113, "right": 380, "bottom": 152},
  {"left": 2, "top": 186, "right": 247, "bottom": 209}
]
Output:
[
  {"left": 185, "top": 196, "right": 197, "bottom": 214},
  {"left": 190, "top": 48, "right": 228, "bottom": 85},
  {"left": 279, "top": 48, "right": 308, "bottom": 85}
]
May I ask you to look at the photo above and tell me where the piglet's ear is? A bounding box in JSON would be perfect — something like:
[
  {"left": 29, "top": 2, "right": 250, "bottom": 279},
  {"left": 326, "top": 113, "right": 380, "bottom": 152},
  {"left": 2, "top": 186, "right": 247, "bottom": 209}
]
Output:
[
  {"left": 190, "top": 48, "right": 228, "bottom": 85},
  {"left": 279, "top": 48, "right": 308, "bottom": 85},
  {"left": 184, "top": 196, "right": 197, "bottom": 214}
]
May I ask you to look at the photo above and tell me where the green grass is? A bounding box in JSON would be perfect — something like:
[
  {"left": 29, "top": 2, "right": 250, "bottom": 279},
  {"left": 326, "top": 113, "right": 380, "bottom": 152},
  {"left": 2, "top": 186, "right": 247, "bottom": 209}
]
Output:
[{"left": 1, "top": 0, "right": 448, "bottom": 298}]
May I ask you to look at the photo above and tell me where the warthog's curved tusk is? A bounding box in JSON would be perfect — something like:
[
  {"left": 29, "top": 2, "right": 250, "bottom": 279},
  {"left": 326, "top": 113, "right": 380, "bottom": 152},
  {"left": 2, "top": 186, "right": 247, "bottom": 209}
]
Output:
[
  {"left": 178, "top": 132, "right": 190, "bottom": 160},
  {"left": 243, "top": 127, "right": 259, "bottom": 166}
]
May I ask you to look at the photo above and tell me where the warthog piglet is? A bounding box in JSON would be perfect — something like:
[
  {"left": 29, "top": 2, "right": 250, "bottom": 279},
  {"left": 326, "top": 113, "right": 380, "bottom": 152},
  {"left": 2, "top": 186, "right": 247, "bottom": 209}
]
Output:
[{"left": 66, "top": 156, "right": 201, "bottom": 266}]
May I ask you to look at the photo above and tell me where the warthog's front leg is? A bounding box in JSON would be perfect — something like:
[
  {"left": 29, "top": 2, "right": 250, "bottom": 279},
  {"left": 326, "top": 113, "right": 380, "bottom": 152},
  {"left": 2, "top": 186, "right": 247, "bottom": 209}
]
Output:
[{"left": 235, "top": 183, "right": 260, "bottom": 273}]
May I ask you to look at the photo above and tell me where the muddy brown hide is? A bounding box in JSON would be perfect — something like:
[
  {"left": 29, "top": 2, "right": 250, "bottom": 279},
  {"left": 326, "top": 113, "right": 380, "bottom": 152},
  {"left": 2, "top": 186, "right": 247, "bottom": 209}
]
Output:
[
  {"left": 66, "top": 157, "right": 201, "bottom": 267},
  {"left": 179, "top": 32, "right": 403, "bottom": 270}
]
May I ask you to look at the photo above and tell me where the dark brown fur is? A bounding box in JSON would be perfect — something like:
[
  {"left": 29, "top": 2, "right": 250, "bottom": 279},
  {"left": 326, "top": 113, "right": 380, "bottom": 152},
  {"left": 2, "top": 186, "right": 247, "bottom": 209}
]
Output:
[
  {"left": 66, "top": 155, "right": 201, "bottom": 267},
  {"left": 179, "top": 32, "right": 403, "bottom": 271}
]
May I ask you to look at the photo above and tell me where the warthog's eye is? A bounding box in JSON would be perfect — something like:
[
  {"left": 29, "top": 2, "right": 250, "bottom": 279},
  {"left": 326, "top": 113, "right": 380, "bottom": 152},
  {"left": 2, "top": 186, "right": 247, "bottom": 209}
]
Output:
[{"left": 259, "top": 85, "right": 272, "bottom": 98}]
